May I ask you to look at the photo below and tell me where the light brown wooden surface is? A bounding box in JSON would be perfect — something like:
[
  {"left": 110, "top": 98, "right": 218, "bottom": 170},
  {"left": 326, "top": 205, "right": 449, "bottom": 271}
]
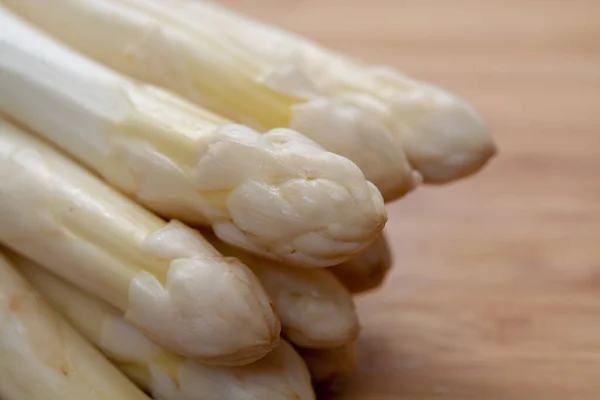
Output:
[{"left": 218, "top": 1, "right": 600, "bottom": 399}]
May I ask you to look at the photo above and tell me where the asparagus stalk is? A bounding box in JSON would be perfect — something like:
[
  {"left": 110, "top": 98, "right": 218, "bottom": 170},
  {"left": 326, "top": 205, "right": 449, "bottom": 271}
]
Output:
[
  {"left": 330, "top": 233, "right": 393, "bottom": 294},
  {"left": 202, "top": 230, "right": 359, "bottom": 348},
  {"left": 0, "top": 118, "right": 279, "bottom": 365},
  {"left": 0, "top": 251, "right": 151, "bottom": 400},
  {"left": 0, "top": 4, "right": 387, "bottom": 267},
  {"left": 0, "top": 0, "right": 495, "bottom": 199},
  {"left": 11, "top": 254, "right": 316, "bottom": 400}
]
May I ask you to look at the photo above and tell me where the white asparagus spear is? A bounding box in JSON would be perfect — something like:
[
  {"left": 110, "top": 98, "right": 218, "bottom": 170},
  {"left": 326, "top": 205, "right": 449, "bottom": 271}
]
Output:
[
  {"left": 187, "top": 0, "right": 498, "bottom": 185},
  {"left": 296, "top": 344, "right": 358, "bottom": 386},
  {"left": 0, "top": 5, "right": 387, "bottom": 267},
  {"left": 0, "top": 118, "right": 279, "bottom": 365},
  {"left": 0, "top": 251, "right": 151, "bottom": 400},
  {"left": 202, "top": 230, "right": 359, "bottom": 348},
  {"left": 330, "top": 233, "right": 393, "bottom": 294},
  {"left": 0, "top": 0, "right": 420, "bottom": 200},
  {"left": 11, "top": 254, "right": 316, "bottom": 400}
]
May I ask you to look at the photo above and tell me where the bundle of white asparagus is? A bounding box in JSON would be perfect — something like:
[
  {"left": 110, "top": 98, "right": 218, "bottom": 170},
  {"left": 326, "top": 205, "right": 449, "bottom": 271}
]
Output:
[{"left": 0, "top": 1, "right": 495, "bottom": 398}]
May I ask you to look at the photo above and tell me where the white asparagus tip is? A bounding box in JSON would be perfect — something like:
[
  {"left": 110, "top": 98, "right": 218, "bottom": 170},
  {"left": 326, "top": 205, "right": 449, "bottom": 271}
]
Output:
[
  {"left": 210, "top": 126, "right": 387, "bottom": 267},
  {"left": 390, "top": 82, "right": 497, "bottom": 184}
]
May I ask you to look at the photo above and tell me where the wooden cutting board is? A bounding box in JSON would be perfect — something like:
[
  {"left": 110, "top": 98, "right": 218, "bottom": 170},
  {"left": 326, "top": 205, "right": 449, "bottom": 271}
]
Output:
[{"left": 219, "top": 1, "right": 600, "bottom": 398}]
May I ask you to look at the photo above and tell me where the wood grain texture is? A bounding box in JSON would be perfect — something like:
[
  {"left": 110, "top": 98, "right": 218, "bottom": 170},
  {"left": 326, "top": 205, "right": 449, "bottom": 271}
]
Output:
[{"left": 218, "top": 1, "right": 600, "bottom": 398}]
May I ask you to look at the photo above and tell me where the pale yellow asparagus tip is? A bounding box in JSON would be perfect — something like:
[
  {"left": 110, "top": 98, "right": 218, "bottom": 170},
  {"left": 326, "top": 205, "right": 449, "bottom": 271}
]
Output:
[
  {"left": 0, "top": 118, "right": 279, "bottom": 365},
  {"left": 12, "top": 255, "right": 316, "bottom": 400},
  {"left": 0, "top": 4, "right": 387, "bottom": 267},
  {"left": 297, "top": 344, "right": 358, "bottom": 386},
  {"left": 330, "top": 233, "right": 393, "bottom": 294},
  {"left": 369, "top": 70, "right": 497, "bottom": 183},
  {"left": 204, "top": 229, "right": 359, "bottom": 348},
  {"left": 0, "top": 251, "right": 151, "bottom": 400}
]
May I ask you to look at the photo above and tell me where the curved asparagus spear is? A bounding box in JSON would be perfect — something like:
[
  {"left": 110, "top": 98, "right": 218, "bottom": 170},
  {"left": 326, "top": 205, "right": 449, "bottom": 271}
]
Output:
[
  {"left": 12, "top": 255, "right": 316, "bottom": 400},
  {"left": 0, "top": 251, "right": 151, "bottom": 400},
  {"left": 203, "top": 230, "right": 359, "bottom": 348},
  {"left": 0, "top": 0, "right": 420, "bottom": 200},
  {"left": 330, "top": 233, "right": 393, "bottom": 294},
  {"left": 0, "top": 5, "right": 386, "bottom": 267},
  {"left": 0, "top": 118, "right": 279, "bottom": 365},
  {"left": 296, "top": 344, "right": 358, "bottom": 386}
]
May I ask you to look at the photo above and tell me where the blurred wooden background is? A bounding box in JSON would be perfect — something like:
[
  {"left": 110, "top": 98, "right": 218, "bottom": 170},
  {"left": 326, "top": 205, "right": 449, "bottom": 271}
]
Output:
[{"left": 220, "top": 1, "right": 600, "bottom": 398}]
